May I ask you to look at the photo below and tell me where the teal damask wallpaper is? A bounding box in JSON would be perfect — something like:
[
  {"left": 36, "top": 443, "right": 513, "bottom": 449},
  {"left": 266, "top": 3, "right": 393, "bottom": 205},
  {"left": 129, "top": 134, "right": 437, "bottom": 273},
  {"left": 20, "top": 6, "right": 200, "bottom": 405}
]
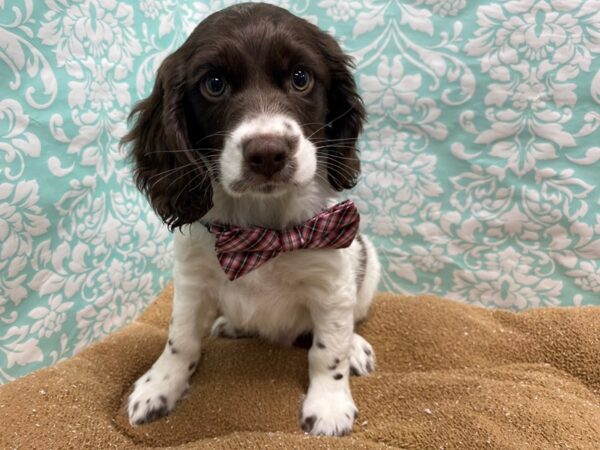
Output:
[{"left": 1, "top": 0, "right": 600, "bottom": 383}]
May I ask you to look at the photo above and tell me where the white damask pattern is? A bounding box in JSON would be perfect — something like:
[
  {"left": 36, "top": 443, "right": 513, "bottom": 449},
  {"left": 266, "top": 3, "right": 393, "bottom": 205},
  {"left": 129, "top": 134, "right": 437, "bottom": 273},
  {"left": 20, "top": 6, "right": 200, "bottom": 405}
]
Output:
[{"left": 1, "top": 0, "right": 599, "bottom": 383}]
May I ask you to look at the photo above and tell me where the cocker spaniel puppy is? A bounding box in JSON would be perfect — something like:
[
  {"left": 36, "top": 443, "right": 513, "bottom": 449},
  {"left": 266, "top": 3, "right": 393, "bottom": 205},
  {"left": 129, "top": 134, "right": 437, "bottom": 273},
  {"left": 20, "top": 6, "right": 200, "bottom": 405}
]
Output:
[{"left": 123, "top": 2, "right": 381, "bottom": 436}]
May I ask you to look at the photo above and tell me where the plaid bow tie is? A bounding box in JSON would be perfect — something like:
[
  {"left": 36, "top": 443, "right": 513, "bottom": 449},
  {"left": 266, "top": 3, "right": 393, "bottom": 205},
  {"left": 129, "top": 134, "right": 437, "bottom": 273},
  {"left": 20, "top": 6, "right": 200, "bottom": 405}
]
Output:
[{"left": 205, "top": 200, "right": 360, "bottom": 281}]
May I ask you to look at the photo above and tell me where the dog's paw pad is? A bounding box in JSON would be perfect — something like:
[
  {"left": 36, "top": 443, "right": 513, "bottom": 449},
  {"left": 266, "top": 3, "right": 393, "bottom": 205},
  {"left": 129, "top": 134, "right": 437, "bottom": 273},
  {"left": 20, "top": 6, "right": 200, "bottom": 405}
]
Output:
[{"left": 349, "top": 334, "right": 375, "bottom": 376}]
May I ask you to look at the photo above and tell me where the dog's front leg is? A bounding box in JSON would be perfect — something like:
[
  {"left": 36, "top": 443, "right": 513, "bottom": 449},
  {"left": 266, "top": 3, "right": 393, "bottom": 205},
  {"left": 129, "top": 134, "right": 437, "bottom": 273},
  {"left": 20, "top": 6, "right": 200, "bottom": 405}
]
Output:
[
  {"left": 300, "top": 293, "right": 356, "bottom": 436},
  {"left": 127, "top": 265, "right": 217, "bottom": 425}
]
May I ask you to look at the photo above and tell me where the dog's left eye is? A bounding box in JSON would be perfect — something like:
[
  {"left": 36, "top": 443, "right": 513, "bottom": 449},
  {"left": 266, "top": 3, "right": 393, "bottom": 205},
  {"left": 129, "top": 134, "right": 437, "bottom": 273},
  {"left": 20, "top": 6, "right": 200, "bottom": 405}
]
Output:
[
  {"left": 291, "top": 68, "right": 311, "bottom": 91},
  {"left": 203, "top": 75, "right": 226, "bottom": 97}
]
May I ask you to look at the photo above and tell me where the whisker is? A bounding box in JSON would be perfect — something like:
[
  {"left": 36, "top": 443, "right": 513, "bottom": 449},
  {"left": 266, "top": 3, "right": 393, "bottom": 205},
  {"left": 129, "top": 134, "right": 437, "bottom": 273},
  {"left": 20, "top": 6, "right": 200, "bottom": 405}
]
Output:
[
  {"left": 146, "top": 162, "right": 196, "bottom": 184},
  {"left": 194, "top": 130, "right": 232, "bottom": 145},
  {"left": 311, "top": 171, "right": 332, "bottom": 186},
  {"left": 198, "top": 154, "right": 223, "bottom": 164},
  {"left": 316, "top": 156, "right": 363, "bottom": 167},
  {"left": 323, "top": 158, "right": 361, "bottom": 171},
  {"left": 307, "top": 101, "right": 360, "bottom": 140},
  {"left": 315, "top": 154, "right": 364, "bottom": 165},
  {"left": 295, "top": 121, "right": 328, "bottom": 127},
  {"left": 315, "top": 145, "right": 362, "bottom": 151},
  {"left": 173, "top": 168, "right": 210, "bottom": 205},
  {"left": 145, "top": 147, "right": 224, "bottom": 156},
  {"left": 310, "top": 137, "right": 359, "bottom": 143},
  {"left": 152, "top": 165, "right": 199, "bottom": 190},
  {"left": 317, "top": 160, "right": 362, "bottom": 182},
  {"left": 187, "top": 173, "right": 212, "bottom": 199}
]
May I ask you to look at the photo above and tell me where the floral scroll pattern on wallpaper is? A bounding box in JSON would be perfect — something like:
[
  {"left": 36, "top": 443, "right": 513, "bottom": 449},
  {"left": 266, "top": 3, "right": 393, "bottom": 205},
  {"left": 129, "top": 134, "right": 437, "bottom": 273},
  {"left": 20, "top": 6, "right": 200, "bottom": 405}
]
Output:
[{"left": 1, "top": 0, "right": 599, "bottom": 382}]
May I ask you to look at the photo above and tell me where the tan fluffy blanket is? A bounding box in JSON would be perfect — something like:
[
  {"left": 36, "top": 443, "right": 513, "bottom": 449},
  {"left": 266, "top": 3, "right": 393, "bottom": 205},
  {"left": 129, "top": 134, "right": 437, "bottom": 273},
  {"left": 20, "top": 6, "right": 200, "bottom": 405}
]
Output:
[{"left": 1, "top": 285, "right": 600, "bottom": 449}]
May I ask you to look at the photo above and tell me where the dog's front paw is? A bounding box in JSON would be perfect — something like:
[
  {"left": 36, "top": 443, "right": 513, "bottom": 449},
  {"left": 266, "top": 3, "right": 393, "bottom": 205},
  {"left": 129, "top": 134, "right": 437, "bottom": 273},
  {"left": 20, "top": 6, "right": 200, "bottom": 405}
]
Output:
[
  {"left": 349, "top": 333, "right": 375, "bottom": 376},
  {"left": 127, "top": 367, "right": 190, "bottom": 426},
  {"left": 300, "top": 390, "right": 357, "bottom": 436}
]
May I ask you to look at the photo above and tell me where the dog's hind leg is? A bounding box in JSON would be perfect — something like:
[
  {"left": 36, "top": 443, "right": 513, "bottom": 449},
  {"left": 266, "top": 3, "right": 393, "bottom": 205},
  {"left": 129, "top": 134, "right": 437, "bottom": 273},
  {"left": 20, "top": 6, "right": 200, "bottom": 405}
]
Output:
[{"left": 210, "top": 316, "right": 256, "bottom": 339}]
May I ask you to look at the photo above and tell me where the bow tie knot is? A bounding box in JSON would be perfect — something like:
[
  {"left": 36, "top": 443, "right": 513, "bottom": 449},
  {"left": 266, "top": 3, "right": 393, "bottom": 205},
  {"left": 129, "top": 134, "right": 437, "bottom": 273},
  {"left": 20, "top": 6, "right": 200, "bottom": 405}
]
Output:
[
  {"left": 279, "top": 227, "right": 306, "bottom": 252},
  {"left": 205, "top": 200, "right": 360, "bottom": 280}
]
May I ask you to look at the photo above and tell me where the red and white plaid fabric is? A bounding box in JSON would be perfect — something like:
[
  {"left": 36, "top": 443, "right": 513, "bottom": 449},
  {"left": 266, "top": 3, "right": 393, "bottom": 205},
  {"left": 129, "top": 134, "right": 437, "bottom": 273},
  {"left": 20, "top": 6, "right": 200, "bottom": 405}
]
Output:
[{"left": 205, "top": 200, "right": 360, "bottom": 281}]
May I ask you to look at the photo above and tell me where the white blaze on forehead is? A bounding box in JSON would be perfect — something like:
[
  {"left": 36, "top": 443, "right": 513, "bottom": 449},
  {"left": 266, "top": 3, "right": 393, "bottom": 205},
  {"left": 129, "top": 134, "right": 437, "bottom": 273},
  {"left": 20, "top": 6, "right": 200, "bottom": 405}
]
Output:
[
  {"left": 235, "top": 114, "right": 301, "bottom": 137},
  {"left": 220, "top": 113, "right": 317, "bottom": 196}
]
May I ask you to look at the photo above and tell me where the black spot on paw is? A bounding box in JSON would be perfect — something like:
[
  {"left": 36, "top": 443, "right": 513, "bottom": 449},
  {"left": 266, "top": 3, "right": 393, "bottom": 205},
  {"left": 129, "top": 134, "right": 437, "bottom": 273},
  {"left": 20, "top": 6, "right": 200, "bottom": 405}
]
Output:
[
  {"left": 338, "top": 426, "right": 352, "bottom": 436},
  {"left": 364, "top": 346, "right": 371, "bottom": 356},
  {"left": 132, "top": 401, "right": 139, "bottom": 413},
  {"left": 328, "top": 357, "right": 341, "bottom": 370},
  {"left": 366, "top": 360, "right": 374, "bottom": 373},
  {"left": 316, "top": 341, "right": 326, "bottom": 349},
  {"left": 333, "top": 373, "right": 343, "bottom": 380},
  {"left": 145, "top": 376, "right": 151, "bottom": 383},
  {"left": 350, "top": 365, "right": 360, "bottom": 376},
  {"left": 136, "top": 404, "right": 169, "bottom": 425},
  {"left": 159, "top": 395, "right": 167, "bottom": 406},
  {"left": 168, "top": 339, "right": 173, "bottom": 347},
  {"left": 301, "top": 415, "right": 317, "bottom": 433},
  {"left": 171, "top": 347, "right": 178, "bottom": 354},
  {"left": 189, "top": 361, "right": 197, "bottom": 371}
]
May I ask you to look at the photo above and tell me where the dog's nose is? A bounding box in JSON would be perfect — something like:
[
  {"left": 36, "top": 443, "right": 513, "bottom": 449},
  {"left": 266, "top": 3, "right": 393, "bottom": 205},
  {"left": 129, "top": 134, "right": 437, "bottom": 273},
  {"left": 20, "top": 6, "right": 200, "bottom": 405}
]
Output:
[{"left": 242, "top": 135, "right": 290, "bottom": 178}]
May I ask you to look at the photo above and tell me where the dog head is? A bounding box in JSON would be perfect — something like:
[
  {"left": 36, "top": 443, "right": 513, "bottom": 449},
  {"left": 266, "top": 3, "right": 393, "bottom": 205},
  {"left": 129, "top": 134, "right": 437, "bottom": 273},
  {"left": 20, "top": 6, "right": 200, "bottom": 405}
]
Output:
[{"left": 123, "top": 3, "right": 365, "bottom": 229}]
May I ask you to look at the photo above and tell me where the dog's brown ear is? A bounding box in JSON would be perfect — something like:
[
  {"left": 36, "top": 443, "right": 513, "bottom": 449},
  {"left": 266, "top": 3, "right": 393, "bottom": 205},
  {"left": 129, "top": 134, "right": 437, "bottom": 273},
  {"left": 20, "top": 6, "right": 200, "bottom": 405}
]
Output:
[
  {"left": 121, "top": 54, "right": 213, "bottom": 230},
  {"left": 318, "top": 33, "right": 366, "bottom": 191}
]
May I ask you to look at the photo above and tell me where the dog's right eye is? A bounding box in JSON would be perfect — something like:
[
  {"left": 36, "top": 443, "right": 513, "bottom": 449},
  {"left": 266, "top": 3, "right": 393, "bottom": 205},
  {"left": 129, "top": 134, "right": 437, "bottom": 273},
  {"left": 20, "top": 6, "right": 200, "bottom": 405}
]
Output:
[
  {"left": 291, "top": 68, "right": 311, "bottom": 92},
  {"left": 203, "top": 75, "right": 226, "bottom": 97}
]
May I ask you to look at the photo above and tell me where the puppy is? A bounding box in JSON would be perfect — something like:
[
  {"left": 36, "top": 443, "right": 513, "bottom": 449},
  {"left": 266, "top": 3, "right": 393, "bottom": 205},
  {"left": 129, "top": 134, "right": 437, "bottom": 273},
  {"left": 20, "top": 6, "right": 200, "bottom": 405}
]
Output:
[{"left": 123, "top": 2, "right": 381, "bottom": 436}]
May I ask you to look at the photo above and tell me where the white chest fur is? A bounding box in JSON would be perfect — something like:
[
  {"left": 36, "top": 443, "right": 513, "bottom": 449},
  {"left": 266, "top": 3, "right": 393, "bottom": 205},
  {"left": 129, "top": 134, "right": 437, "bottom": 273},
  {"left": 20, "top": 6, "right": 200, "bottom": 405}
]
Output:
[{"left": 173, "top": 224, "right": 362, "bottom": 343}]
